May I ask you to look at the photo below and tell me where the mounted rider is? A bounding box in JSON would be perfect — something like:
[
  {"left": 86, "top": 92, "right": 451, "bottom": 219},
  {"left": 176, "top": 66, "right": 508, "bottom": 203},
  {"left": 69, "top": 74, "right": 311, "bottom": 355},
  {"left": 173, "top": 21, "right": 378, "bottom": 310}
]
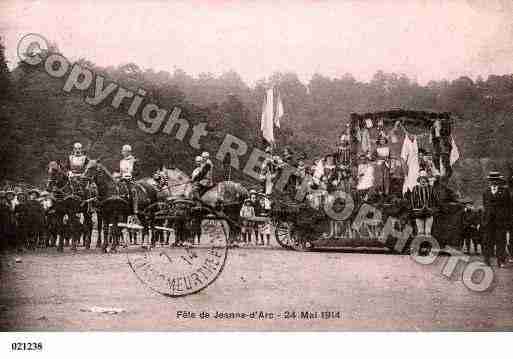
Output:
[
  {"left": 65, "top": 142, "right": 89, "bottom": 196},
  {"left": 66, "top": 142, "right": 89, "bottom": 178},
  {"left": 119, "top": 144, "right": 140, "bottom": 213}
]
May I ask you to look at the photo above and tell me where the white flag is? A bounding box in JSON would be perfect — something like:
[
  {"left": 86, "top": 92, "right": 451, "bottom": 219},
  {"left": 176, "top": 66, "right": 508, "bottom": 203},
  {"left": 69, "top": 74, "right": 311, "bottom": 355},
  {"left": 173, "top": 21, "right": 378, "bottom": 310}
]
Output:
[
  {"left": 450, "top": 135, "right": 459, "bottom": 165},
  {"left": 260, "top": 88, "right": 274, "bottom": 143},
  {"left": 275, "top": 90, "right": 284, "bottom": 128}
]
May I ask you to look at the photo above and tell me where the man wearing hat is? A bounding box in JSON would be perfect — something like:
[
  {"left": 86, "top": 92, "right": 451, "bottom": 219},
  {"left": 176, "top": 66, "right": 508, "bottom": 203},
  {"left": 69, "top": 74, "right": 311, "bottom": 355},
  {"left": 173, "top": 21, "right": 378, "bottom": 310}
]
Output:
[
  {"left": 5, "top": 187, "right": 18, "bottom": 212},
  {"left": 191, "top": 154, "right": 213, "bottom": 200},
  {"left": 13, "top": 190, "right": 29, "bottom": 251},
  {"left": 2, "top": 188, "right": 17, "bottom": 247},
  {"left": 482, "top": 171, "right": 511, "bottom": 267},
  {"left": 410, "top": 170, "right": 437, "bottom": 236}
]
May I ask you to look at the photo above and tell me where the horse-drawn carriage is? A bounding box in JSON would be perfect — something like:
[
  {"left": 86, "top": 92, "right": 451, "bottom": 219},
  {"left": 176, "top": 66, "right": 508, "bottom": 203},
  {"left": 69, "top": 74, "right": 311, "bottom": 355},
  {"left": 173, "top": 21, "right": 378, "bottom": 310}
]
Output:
[
  {"left": 142, "top": 168, "right": 248, "bottom": 248},
  {"left": 271, "top": 109, "right": 465, "bottom": 252}
]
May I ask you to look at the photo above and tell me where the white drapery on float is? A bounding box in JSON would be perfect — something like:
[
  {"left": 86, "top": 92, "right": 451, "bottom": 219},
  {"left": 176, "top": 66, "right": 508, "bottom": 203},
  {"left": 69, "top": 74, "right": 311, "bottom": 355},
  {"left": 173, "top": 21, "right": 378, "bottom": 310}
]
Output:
[{"left": 260, "top": 86, "right": 284, "bottom": 145}]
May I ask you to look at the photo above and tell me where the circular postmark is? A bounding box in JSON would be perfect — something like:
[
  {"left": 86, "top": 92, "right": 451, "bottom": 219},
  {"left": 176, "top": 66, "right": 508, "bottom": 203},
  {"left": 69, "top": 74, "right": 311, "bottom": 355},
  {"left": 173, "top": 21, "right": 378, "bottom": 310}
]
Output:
[{"left": 127, "top": 217, "right": 229, "bottom": 297}]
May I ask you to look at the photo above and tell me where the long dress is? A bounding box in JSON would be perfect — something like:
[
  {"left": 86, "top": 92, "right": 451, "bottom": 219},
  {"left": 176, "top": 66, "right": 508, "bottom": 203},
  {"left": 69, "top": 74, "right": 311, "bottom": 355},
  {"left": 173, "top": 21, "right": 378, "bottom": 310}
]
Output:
[{"left": 400, "top": 135, "right": 420, "bottom": 194}]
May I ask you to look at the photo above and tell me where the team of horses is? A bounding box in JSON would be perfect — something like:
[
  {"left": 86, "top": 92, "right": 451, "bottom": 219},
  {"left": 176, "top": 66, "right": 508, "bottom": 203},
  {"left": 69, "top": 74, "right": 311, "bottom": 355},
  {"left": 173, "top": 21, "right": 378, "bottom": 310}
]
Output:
[{"left": 40, "top": 159, "right": 250, "bottom": 252}]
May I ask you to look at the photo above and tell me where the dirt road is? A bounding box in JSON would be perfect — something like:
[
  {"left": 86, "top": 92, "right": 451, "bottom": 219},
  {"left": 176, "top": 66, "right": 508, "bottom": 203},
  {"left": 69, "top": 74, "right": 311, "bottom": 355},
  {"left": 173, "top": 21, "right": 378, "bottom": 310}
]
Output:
[{"left": 1, "top": 245, "right": 512, "bottom": 331}]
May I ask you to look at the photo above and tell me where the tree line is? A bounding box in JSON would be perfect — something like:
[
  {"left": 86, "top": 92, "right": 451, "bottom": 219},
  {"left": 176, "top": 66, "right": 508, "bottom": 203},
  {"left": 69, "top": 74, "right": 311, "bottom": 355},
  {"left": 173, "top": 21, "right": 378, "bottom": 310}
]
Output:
[{"left": 0, "top": 37, "right": 512, "bottom": 201}]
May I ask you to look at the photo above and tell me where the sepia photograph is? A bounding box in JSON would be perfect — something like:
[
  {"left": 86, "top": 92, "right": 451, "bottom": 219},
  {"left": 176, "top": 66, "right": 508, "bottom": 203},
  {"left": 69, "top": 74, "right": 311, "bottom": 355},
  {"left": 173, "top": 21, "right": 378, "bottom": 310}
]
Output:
[{"left": 0, "top": 0, "right": 513, "bottom": 350}]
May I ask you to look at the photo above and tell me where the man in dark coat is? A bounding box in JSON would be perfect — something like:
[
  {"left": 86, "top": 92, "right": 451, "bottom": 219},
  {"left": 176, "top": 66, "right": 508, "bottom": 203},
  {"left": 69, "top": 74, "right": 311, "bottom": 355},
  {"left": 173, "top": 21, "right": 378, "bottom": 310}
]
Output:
[{"left": 482, "top": 171, "right": 511, "bottom": 267}]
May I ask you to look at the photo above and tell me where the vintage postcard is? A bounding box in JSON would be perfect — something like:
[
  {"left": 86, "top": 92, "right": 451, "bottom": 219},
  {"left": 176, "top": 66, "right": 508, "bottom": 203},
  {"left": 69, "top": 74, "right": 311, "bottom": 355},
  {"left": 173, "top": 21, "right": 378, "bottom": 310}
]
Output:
[{"left": 1, "top": 0, "right": 513, "bottom": 344}]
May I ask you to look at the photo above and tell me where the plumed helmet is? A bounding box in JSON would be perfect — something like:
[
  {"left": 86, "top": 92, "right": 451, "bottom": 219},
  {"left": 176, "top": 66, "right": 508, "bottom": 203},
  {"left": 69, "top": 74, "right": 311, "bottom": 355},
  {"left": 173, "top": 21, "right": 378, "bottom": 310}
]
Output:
[
  {"left": 73, "top": 142, "right": 82, "bottom": 150},
  {"left": 122, "top": 144, "right": 132, "bottom": 152}
]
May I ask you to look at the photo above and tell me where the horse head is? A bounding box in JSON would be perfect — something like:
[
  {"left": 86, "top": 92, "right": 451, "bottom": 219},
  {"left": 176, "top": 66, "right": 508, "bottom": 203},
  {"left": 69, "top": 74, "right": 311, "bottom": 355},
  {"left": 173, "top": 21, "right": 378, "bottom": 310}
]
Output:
[
  {"left": 201, "top": 181, "right": 249, "bottom": 207},
  {"left": 82, "top": 157, "right": 107, "bottom": 181},
  {"left": 47, "top": 160, "right": 67, "bottom": 190},
  {"left": 156, "top": 167, "right": 193, "bottom": 200},
  {"left": 48, "top": 160, "right": 66, "bottom": 178},
  {"left": 81, "top": 157, "right": 116, "bottom": 195}
]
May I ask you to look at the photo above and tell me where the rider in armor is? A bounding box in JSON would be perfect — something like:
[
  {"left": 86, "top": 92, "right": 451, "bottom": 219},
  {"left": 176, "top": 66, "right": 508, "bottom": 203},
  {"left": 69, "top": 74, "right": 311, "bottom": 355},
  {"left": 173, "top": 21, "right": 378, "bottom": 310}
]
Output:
[
  {"left": 119, "top": 144, "right": 140, "bottom": 213},
  {"left": 66, "top": 142, "right": 89, "bottom": 197},
  {"left": 66, "top": 142, "right": 89, "bottom": 178}
]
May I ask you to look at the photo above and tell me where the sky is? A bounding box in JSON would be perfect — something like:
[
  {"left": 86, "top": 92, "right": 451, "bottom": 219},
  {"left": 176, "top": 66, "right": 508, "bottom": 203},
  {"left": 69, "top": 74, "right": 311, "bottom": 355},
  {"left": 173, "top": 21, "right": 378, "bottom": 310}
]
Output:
[{"left": 1, "top": 0, "right": 513, "bottom": 86}]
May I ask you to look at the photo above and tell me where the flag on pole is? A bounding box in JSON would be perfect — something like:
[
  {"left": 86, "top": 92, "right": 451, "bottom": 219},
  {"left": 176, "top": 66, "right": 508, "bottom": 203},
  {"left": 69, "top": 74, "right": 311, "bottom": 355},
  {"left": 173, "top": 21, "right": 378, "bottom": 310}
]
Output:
[
  {"left": 260, "top": 87, "right": 275, "bottom": 144},
  {"left": 449, "top": 135, "right": 460, "bottom": 165},
  {"left": 275, "top": 90, "right": 284, "bottom": 128}
]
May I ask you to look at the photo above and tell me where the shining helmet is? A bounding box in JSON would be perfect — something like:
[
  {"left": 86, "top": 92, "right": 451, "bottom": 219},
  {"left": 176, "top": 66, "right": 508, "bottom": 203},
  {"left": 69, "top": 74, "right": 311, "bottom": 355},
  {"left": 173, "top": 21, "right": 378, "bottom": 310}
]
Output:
[
  {"left": 195, "top": 155, "right": 203, "bottom": 163},
  {"left": 73, "top": 142, "right": 82, "bottom": 150},
  {"left": 122, "top": 144, "right": 132, "bottom": 152},
  {"left": 201, "top": 151, "right": 210, "bottom": 159}
]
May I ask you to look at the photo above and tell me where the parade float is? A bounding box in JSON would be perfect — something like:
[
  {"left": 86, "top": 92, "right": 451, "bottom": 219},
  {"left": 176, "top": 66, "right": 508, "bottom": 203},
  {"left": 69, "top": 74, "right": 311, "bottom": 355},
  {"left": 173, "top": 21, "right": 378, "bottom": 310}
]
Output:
[{"left": 271, "top": 109, "right": 465, "bottom": 252}]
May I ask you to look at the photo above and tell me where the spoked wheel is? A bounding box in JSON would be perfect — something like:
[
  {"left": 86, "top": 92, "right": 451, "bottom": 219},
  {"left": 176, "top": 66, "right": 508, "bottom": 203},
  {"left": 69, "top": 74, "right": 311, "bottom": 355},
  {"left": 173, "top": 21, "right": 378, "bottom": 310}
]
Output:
[{"left": 274, "top": 219, "right": 312, "bottom": 251}]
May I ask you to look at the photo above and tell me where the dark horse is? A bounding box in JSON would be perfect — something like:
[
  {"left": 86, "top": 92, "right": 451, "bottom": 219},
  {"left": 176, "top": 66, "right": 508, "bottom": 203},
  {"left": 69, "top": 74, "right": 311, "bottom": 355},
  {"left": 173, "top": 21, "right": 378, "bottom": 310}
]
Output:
[
  {"left": 47, "top": 161, "right": 98, "bottom": 250},
  {"left": 82, "top": 159, "right": 158, "bottom": 252},
  {"left": 149, "top": 168, "right": 249, "bottom": 245}
]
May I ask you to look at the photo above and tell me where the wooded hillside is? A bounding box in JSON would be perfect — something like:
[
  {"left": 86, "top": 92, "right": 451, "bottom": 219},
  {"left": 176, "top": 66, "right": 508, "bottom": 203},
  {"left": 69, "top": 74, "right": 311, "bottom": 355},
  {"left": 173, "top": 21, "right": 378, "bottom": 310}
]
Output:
[{"left": 1, "top": 37, "right": 512, "bottom": 202}]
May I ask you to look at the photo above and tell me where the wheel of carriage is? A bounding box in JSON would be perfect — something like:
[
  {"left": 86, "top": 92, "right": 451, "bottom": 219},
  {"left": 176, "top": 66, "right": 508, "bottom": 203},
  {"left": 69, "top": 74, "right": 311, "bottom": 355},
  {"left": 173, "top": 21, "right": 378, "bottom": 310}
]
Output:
[{"left": 273, "top": 219, "right": 313, "bottom": 251}]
